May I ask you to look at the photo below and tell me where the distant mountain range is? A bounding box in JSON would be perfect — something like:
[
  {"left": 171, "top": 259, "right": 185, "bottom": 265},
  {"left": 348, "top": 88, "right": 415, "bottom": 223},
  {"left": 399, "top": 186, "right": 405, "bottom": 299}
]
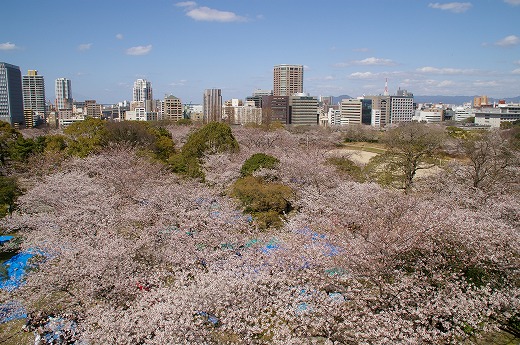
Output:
[{"left": 332, "top": 95, "right": 520, "bottom": 106}]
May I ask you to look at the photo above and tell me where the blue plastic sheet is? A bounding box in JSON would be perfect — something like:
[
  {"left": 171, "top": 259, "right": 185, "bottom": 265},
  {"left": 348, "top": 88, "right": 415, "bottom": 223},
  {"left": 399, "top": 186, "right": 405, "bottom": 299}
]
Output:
[
  {"left": 0, "top": 236, "right": 14, "bottom": 244},
  {"left": 0, "top": 300, "right": 26, "bottom": 323},
  {"left": 0, "top": 249, "right": 42, "bottom": 291}
]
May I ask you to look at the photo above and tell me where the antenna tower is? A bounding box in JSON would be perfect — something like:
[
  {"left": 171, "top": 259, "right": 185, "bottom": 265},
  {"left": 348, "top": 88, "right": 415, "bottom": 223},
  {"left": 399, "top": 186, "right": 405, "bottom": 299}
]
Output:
[{"left": 384, "top": 78, "right": 389, "bottom": 96}]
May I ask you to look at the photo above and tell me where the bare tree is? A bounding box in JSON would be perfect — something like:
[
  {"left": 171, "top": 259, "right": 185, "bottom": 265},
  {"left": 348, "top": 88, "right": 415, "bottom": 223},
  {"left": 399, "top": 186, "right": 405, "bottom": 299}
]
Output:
[
  {"left": 372, "top": 122, "right": 444, "bottom": 193},
  {"left": 458, "top": 130, "right": 519, "bottom": 189}
]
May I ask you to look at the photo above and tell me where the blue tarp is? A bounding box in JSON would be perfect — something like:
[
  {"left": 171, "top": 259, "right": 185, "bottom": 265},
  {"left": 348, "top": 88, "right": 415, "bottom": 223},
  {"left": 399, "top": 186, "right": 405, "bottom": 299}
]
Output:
[
  {"left": 0, "top": 236, "right": 14, "bottom": 245},
  {"left": 0, "top": 300, "right": 26, "bottom": 323},
  {"left": 0, "top": 249, "right": 42, "bottom": 291}
]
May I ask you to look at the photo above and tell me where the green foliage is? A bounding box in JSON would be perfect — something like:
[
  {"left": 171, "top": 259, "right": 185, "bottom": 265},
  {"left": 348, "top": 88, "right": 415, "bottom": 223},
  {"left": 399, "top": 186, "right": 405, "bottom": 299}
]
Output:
[
  {"left": 8, "top": 136, "right": 45, "bottom": 161},
  {"left": 0, "top": 122, "right": 22, "bottom": 165},
  {"left": 168, "top": 153, "right": 204, "bottom": 179},
  {"left": 231, "top": 176, "right": 293, "bottom": 229},
  {"left": 64, "top": 118, "right": 108, "bottom": 157},
  {"left": 169, "top": 122, "right": 239, "bottom": 179},
  {"left": 240, "top": 153, "right": 279, "bottom": 177},
  {"left": 327, "top": 156, "right": 365, "bottom": 182},
  {"left": 176, "top": 118, "right": 192, "bottom": 126},
  {"left": 464, "top": 116, "right": 475, "bottom": 124},
  {"left": 182, "top": 122, "right": 239, "bottom": 158},
  {"left": 44, "top": 135, "right": 68, "bottom": 153},
  {"left": 0, "top": 176, "right": 21, "bottom": 217},
  {"left": 105, "top": 121, "right": 155, "bottom": 147},
  {"left": 446, "top": 126, "right": 470, "bottom": 139}
]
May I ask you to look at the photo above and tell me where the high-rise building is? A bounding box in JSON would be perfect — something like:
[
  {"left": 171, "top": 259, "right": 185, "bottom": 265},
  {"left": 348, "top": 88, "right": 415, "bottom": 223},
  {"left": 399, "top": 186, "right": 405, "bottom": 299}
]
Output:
[
  {"left": 55, "top": 78, "right": 72, "bottom": 110},
  {"left": 0, "top": 62, "right": 24, "bottom": 127},
  {"left": 162, "top": 95, "right": 183, "bottom": 121},
  {"left": 203, "top": 89, "right": 222, "bottom": 123},
  {"left": 389, "top": 96, "right": 414, "bottom": 124},
  {"left": 261, "top": 95, "right": 289, "bottom": 124},
  {"left": 132, "top": 79, "right": 153, "bottom": 111},
  {"left": 22, "top": 70, "right": 46, "bottom": 127},
  {"left": 289, "top": 94, "right": 318, "bottom": 126},
  {"left": 365, "top": 95, "right": 390, "bottom": 127},
  {"left": 340, "top": 99, "right": 363, "bottom": 125},
  {"left": 273, "top": 64, "right": 303, "bottom": 96}
]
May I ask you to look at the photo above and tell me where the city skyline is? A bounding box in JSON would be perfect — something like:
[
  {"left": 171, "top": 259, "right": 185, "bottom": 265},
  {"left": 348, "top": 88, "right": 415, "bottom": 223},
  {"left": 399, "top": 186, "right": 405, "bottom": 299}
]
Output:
[{"left": 1, "top": 0, "right": 519, "bottom": 104}]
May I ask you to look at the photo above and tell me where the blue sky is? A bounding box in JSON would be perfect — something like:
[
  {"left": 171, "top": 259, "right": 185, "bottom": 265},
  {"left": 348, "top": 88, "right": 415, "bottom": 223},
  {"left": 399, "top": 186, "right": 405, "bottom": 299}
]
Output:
[{"left": 1, "top": 0, "right": 519, "bottom": 104}]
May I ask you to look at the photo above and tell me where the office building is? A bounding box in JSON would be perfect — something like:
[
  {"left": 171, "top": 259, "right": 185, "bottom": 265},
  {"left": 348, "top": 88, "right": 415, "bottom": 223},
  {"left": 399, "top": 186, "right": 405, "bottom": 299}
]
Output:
[
  {"left": 85, "top": 100, "right": 101, "bottom": 118},
  {"left": 389, "top": 96, "right": 414, "bottom": 124},
  {"left": 22, "top": 70, "right": 46, "bottom": 127},
  {"left": 273, "top": 64, "right": 303, "bottom": 96},
  {"left": 0, "top": 62, "right": 24, "bottom": 127},
  {"left": 55, "top": 78, "right": 73, "bottom": 110},
  {"left": 365, "top": 95, "right": 390, "bottom": 127},
  {"left": 289, "top": 94, "right": 318, "bottom": 126},
  {"left": 262, "top": 95, "right": 289, "bottom": 124},
  {"left": 475, "top": 103, "right": 520, "bottom": 128},
  {"left": 162, "top": 95, "right": 183, "bottom": 121},
  {"left": 203, "top": 89, "right": 222, "bottom": 123},
  {"left": 246, "top": 89, "right": 273, "bottom": 108},
  {"left": 340, "top": 99, "right": 363, "bottom": 125}
]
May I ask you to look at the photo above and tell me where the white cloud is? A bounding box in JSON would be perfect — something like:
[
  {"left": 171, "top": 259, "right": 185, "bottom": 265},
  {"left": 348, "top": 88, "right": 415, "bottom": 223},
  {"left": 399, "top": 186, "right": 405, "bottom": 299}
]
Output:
[
  {"left": 0, "top": 42, "right": 18, "bottom": 51},
  {"left": 176, "top": 1, "right": 197, "bottom": 7},
  {"left": 116, "top": 34, "right": 124, "bottom": 40},
  {"left": 354, "top": 57, "right": 395, "bottom": 66},
  {"left": 504, "top": 0, "right": 520, "bottom": 5},
  {"left": 495, "top": 35, "right": 520, "bottom": 46},
  {"left": 417, "top": 66, "right": 476, "bottom": 74},
  {"left": 473, "top": 80, "right": 499, "bottom": 87},
  {"left": 126, "top": 45, "right": 152, "bottom": 56},
  {"left": 349, "top": 72, "right": 379, "bottom": 79},
  {"left": 335, "top": 57, "right": 395, "bottom": 67},
  {"left": 185, "top": 6, "right": 247, "bottom": 22},
  {"left": 428, "top": 2, "right": 472, "bottom": 13},
  {"left": 78, "top": 43, "right": 92, "bottom": 51},
  {"left": 512, "top": 68, "right": 520, "bottom": 74}
]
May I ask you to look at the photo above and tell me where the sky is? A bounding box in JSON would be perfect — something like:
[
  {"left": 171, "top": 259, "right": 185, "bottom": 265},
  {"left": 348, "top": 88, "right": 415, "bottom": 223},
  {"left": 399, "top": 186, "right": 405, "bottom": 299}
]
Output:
[{"left": 1, "top": 0, "right": 519, "bottom": 104}]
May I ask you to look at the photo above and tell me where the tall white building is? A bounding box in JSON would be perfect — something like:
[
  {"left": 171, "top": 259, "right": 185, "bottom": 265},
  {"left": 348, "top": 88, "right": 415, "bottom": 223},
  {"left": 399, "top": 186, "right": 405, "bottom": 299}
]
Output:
[
  {"left": 55, "top": 78, "right": 72, "bottom": 110},
  {"left": 132, "top": 79, "right": 153, "bottom": 111}
]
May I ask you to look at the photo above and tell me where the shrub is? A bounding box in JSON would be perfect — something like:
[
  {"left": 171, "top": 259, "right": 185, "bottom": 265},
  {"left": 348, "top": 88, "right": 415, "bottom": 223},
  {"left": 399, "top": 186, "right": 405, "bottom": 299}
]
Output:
[
  {"left": 231, "top": 176, "right": 293, "bottom": 229},
  {"left": 240, "top": 153, "right": 279, "bottom": 177},
  {"left": 0, "top": 176, "right": 21, "bottom": 217},
  {"left": 169, "top": 122, "right": 238, "bottom": 179},
  {"left": 64, "top": 118, "right": 108, "bottom": 157}
]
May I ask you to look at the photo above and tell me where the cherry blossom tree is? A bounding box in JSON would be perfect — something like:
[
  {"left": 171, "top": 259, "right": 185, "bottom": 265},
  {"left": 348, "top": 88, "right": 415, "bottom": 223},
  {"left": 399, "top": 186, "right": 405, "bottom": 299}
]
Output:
[{"left": 0, "top": 126, "right": 517, "bottom": 344}]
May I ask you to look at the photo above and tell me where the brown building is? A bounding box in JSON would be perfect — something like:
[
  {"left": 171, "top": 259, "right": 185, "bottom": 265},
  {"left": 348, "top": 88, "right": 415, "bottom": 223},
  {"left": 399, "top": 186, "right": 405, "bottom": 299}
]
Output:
[
  {"left": 262, "top": 95, "right": 289, "bottom": 125},
  {"left": 273, "top": 64, "right": 303, "bottom": 96}
]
